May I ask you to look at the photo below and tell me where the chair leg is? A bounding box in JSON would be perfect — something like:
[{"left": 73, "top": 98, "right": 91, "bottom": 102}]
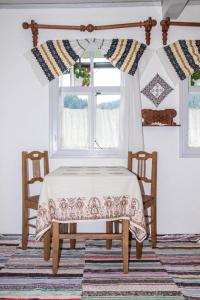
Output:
[
  {"left": 151, "top": 203, "right": 157, "bottom": 248},
  {"left": 22, "top": 205, "right": 29, "bottom": 250},
  {"left": 52, "top": 222, "right": 60, "bottom": 274},
  {"left": 59, "top": 223, "right": 68, "bottom": 251},
  {"left": 60, "top": 223, "right": 68, "bottom": 234},
  {"left": 44, "top": 229, "right": 51, "bottom": 261},
  {"left": 106, "top": 221, "right": 113, "bottom": 249},
  {"left": 136, "top": 241, "right": 142, "bottom": 259},
  {"left": 122, "top": 219, "right": 129, "bottom": 274},
  {"left": 114, "top": 221, "right": 119, "bottom": 234},
  {"left": 70, "top": 223, "right": 77, "bottom": 249}
]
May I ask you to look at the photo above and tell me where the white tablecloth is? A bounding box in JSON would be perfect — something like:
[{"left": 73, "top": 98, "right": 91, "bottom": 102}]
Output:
[{"left": 36, "top": 166, "right": 147, "bottom": 242}]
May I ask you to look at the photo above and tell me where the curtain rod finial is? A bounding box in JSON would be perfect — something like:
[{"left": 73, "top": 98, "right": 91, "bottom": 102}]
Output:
[
  {"left": 160, "top": 18, "right": 170, "bottom": 45},
  {"left": 22, "top": 22, "right": 29, "bottom": 29}
]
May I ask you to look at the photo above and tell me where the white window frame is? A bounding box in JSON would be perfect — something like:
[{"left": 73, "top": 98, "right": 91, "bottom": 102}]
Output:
[
  {"left": 180, "top": 78, "right": 200, "bottom": 157},
  {"left": 49, "top": 61, "right": 124, "bottom": 159}
]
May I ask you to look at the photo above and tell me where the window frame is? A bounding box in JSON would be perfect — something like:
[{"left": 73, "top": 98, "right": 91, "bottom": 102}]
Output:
[
  {"left": 49, "top": 61, "right": 124, "bottom": 159},
  {"left": 180, "top": 78, "right": 200, "bottom": 157}
]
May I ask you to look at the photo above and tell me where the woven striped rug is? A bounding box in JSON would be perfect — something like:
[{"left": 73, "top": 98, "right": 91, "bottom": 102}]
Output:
[
  {"left": 1, "top": 234, "right": 199, "bottom": 299},
  {"left": 0, "top": 237, "right": 85, "bottom": 299},
  {"left": 0, "top": 235, "right": 20, "bottom": 270},
  {"left": 155, "top": 235, "right": 200, "bottom": 300},
  {"left": 82, "top": 240, "right": 183, "bottom": 300}
]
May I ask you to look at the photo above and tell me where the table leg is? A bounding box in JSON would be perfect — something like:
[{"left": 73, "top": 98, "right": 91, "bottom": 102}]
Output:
[
  {"left": 52, "top": 222, "right": 60, "bottom": 274},
  {"left": 44, "top": 229, "right": 51, "bottom": 261},
  {"left": 122, "top": 219, "right": 129, "bottom": 273}
]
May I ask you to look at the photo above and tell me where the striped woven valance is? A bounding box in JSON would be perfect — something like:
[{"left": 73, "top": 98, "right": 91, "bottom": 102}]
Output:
[
  {"left": 157, "top": 40, "right": 200, "bottom": 85},
  {"left": 26, "top": 38, "right": 152, "bottom": 85}
]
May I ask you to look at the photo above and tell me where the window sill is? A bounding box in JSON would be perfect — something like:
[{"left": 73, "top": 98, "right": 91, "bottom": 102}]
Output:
[
  {"left": 50, "top": 149, "right": 125, "bottom": 159},
  {"left": 142, "top": 124, "right": 181, "bottom": 127},
  {"left": 180, "top": 148, "right": 200, "bottom": 158}
]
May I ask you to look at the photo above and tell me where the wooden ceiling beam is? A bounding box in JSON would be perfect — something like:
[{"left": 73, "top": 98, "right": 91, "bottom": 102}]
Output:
[
  {"left": 0, "top": 0, "right": 161, "bottom": 8},
  {"left": 162, "top": 0, "right": 189, "bottom": 19}
]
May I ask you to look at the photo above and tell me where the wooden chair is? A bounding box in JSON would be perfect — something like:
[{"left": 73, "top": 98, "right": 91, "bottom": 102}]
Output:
[
  {"left": 22, "top": 150, "right": 77, "bottom": 259},
  {"left": 106, "top": 151, "right": 157, "bottom": 257},
  {"left": 127, "top": 151, "right": 157, "bottom": 248},
  {"left": 22, "top": 151, "right": 51, "bottom": 259}
]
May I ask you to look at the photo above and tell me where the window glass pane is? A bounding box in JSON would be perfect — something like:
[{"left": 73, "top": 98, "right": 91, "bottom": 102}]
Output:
[
  {"left": 95, "top": 94, "right": 120, "bottom": 148},
  {"left": 59, "top": 71, "right": 71, "bottom": 87},
  {"left": 60, "top": 94, "right": 89, "bottom": 149},
  {"left": 94, "top": 58, "right": 120, "bottom": 86},
  {"left": 188, "top": 94, "right": 200, "bottom": 147},
  {"left": 94, "top": 58, "right": 108, "bottom": 63},
  {"left": 80, "top": 58, "right": 91, "bottom": 63},
  {"left": 191, "top": 68, "right": 200, "bottom": 86}
]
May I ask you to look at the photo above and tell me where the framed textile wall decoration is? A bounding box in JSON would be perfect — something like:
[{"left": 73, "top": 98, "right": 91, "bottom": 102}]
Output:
[{"left": 141, "top": 73, "right": 173, "bottom": 107}]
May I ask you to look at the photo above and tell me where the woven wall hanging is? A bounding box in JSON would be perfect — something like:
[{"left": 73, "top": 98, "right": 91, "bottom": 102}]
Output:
[
  {"left": 26, "top": 38, "right": 153, "bottom": 85},
  {"left": 157, "top": 40, "right": 200, "bottom": 85}
]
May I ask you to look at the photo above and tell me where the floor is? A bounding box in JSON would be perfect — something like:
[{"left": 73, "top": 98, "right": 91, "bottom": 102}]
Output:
[{"left": 0, "top": 234, "right": 200, "bottom": 299}]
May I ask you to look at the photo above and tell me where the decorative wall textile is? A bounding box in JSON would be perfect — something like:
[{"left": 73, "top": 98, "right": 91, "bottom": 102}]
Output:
[
  {"left": 157, "top": 40, "right": 200, "bottom": 86},
  {"left": 141, "top": 73, "right": 173, "bottom": 107},
  {"left": 25, "top": 38, "right": 152, "bottom": 85}
]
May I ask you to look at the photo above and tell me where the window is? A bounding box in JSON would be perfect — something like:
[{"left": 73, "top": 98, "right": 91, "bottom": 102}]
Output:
[
  {"left": 180, "top": 68, "right": 200, "bottom": 157},
  {"left": 50, "top": 56, "right": 124, "bottom": 158}
]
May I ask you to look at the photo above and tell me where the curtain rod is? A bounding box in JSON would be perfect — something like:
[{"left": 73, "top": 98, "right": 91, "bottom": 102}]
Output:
[
  {"left": 22, "top": 17, "right": 157, "bottom": 47},
  {"left": 160, "top": 17, "right": 200, "bottom": 45}
]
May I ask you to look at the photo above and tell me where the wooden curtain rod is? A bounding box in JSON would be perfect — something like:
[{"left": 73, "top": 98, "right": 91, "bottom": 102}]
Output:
[
  {"left": 160, "top": 17, "right": 200, "bottom": 45},
  {"left": 22, "top": 17, "right": 157, "bottom": 47}
]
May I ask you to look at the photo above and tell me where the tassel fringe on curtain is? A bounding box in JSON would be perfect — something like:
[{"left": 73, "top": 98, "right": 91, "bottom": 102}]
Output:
[{"left": 26, "top": 38, "right": 151, "bottom": 85}]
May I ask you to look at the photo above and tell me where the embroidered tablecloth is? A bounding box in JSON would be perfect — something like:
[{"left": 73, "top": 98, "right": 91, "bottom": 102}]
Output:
[{"left": 36, "top": 166, "right": 147, "bottom": 242}]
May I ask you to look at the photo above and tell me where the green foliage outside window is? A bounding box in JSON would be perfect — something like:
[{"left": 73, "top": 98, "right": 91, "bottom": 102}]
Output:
[
  {"left": 64, "top": 95, "right": 120, "bottom": 109},
  {"left": 64, "top": 62, "right": 90, "bottom": 86},
  {"left": 74, "top": 63, "right": 90, "bottom": 86},
  {"left": 191, "top": 68, "right": 200, "bottom": 86}
]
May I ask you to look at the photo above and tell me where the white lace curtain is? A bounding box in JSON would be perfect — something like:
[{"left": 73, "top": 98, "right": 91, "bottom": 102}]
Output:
[{"left": 61, "top": 71, "right": 144, "bottom": 154}]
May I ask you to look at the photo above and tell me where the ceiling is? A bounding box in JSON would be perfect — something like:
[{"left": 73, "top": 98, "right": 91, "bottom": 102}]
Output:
[
  {"left": 0, "top": 0, "right": 161, "bottom": 6},
  {"left": 0, "top": 0, "right": 199, "bottom": 4},
  {"left": 0, "top": 0, "right": 200, "bottom": 19}
]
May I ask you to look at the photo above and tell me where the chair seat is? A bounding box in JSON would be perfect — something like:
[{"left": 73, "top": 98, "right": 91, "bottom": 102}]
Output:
[
  {"left": 142, "top": 194, "right": 154, "bottom": 209},
  {"left": 28, "top": 195, "right": 39, "bottom": 209}
]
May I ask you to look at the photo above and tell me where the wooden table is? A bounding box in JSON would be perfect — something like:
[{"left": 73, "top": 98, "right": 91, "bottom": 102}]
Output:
[{"left": 36, "top": 166, "right": 147, "bottom": 273}]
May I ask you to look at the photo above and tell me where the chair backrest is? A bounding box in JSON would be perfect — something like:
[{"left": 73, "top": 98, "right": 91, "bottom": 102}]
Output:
[
  {"left": 22, "top": 151, "right": 49, "bottom": 199},
  {"left": 127, "top": 151, "right": 157, "bottom": 198}
]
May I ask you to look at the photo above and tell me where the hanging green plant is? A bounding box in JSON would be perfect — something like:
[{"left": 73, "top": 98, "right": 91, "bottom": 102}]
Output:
[
  {"left": 74, "top": 63, "right": 90, "bottom": 86},
  {"left": 191, "top": 68, "right": 200, "bottom": 86}
]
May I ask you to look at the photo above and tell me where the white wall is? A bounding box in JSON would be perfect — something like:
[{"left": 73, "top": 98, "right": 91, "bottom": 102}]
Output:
[{"left": 0, "top": 5, "right": 200, "bottom": 234}]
